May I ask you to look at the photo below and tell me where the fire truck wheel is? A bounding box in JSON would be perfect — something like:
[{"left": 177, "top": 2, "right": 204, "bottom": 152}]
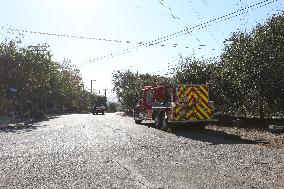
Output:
[
  {"left": 135, "top": 120, "right": 142, "bottom": 124},
  {"left": 161, "top": 117, "right": 169, "bottom": 131},
  {"left": 199, "top": 123, "right": 206, "bottom": 130},
  {"left": 155, "top": 116, "right": 162, "bottom": 129}
]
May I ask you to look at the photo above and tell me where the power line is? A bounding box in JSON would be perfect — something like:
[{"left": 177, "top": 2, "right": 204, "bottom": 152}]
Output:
[
  {"left": 157, "top": 0, "right": 181, "bottom": 20},
  {"left": 185, "top": 0, "right": 219, "bottom": 45},
  {"left": 87, "top": 0, "right": 278, "bottom": 62},
  {"left": 118, "top": 0, "right": 177, "bottom": 21},
  {"left": 83, "top": 0, "right": 279, "bottom": 63},
  {"left": 1, "top": 0, "right": 280, "bottom": 63},
  {"left": 235, "top": 0, "right": 250, "bottom": 29},
  {"left": 201, "top": 0, "right": 226, "bottom": 40},
  {"left": 0, "top": 19, "right": 139, "bottom": 44},
  {"left": 158, "top": 0, "right": 203, "bottom": 45}
]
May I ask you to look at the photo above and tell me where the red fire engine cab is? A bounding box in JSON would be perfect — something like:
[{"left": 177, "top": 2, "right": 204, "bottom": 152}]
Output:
[{"left": 133, "top": 84, "right": 215, "bottom": 130}]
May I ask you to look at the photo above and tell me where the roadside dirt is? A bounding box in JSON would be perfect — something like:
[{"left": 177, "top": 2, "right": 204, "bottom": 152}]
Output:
[{"left": 207, "top": 125, "right": 284, "bottom": 149}]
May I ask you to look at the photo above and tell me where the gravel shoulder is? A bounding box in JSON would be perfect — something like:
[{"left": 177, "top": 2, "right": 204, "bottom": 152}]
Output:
[{"left": 207, "top": 125, "right": 284, "bottom": 149}]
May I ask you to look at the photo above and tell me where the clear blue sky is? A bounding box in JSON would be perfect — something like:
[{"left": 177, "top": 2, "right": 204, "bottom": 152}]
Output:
[{"left": 0, "top": 0, "right": 283, "bottom": 97}]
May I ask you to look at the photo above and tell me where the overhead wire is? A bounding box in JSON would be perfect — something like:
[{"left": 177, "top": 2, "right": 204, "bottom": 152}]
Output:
[
  {"left": 235, "top": 0, "right": 251, "bottom": 31},
  {"left": 0, "top": 0, "right": 280, "bottom": 63},
  {"left": 252, "top": 0, "right": 283, "bottom": 26},
  {"left": 84, "top": 0, "right": 278, "bottom": 63},
  {"left": 156, "top": 0, "right": 201, "bottom": 75},
  {"left": 157, "top": 0, "right": 181, "bottom": 21},
  {"left": 185, "top": 0, "right": 219, "bottom": 49},
  {"left": 156, "top": 0, "right": 204, "bottom": 47},
  {"left": 0, "top": 19, "right": 139, "bottom": 44},
  {"left": 0, "top": 20, "right": 24, "bottom": 42},
  {"left": 193, "top": 0, "right": 223, "bottom": 57},
  {"left": 82, "top": 0, "right": 280, "bottom": 63},
  {"left": 118, "top": 0, "right": 177, "bottom": 21},
  {"left": 201, "top": 0, "right": 226, "bottom": 40}
]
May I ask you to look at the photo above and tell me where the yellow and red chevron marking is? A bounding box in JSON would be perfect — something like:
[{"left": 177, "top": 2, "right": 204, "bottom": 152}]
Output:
[
  {"left": 199, "top": 85, "right": 208, "bottom": 97},
  {"left": 174, "top": 84, "right": 213, "bottom": 121}
]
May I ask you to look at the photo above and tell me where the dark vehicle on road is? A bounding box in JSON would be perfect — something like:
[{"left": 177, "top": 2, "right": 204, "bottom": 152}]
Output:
[{"left": 92, "top": 105, "right": 105, "bottom": 115}]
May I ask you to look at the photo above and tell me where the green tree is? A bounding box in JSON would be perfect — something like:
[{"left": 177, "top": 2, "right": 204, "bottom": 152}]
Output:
[
  {"left": 107, "top": 102, "right": 118, "bottom": 113},
  {"left": 170, "top": 13, "right": 284, "bottom": 119},
  {"left": 217, "top": 13, "right": 284, "bottom": 118},
  {"left": 0, "top": 40, "right": 90, "bottom": 117},
  {"left": 173, "top": 55, "right": 216, "bottom": 84},
  {"left": 112, "top": 70, "right": 172, "bottom": 111}
]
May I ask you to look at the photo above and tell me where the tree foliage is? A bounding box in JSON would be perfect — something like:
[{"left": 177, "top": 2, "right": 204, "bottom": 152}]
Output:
[
  {"left": 107, "top": 102, "right": 118, "bottom": 113},
  {"left": 173, "top": 55, "right": 217, "bottom": 84},
  {"left": 112, "top": 70, "right": 172, "bottom": 111},
  {"left": 172, "top": 13, "right": 284, "bottom": 118},
  {"left": 0, "top": 40, "right": 90, "bottom": 118},
  {"left": 110, "top": 13, "right": 283, "bottom": 118}
]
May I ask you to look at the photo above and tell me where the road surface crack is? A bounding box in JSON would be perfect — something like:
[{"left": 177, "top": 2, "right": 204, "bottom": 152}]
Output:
[{"left": 114, "top": 159, "right": 153, "bottom": 189}]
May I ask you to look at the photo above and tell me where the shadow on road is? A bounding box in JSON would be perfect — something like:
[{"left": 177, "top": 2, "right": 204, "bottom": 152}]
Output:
[
  {"left": 0, "top": 123, "right": 47, "bottom": 133},
  {"left": 173, "top": 127, "right": 266, "bottom": 145},
  {"left": 140, "top": 123, "right": 268, "bottom": 145},
  {"left": 0, "top": 115, "right": 58, "bottom": 133}
]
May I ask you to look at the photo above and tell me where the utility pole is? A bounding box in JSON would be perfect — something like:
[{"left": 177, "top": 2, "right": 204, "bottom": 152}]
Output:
[
  {"left": 91, "top": 80, "right": 93, "bottom": 94},
  {"left": 90, "top": 80, "right": 96, "bottom": 94}
]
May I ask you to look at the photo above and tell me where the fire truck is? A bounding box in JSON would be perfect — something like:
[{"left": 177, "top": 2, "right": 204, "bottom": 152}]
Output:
[{"left": 133, "top": 84, "right": 215, "bottom": 130}]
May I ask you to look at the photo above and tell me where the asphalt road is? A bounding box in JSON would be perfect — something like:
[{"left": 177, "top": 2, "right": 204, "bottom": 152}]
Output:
[{"left": 0, "top": 113, "right": 283, "bottom": 188}]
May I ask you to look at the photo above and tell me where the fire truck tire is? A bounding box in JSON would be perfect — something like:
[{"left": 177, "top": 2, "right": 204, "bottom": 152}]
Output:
[
  {"left": 135, "top": 120, "right": 142, "bottom": 124},
  {"left": 199, "top": 124, "right": 206, "bottom": 130},
  {"left": 155, "top": 115, "right": 162, "bottom": 129},
  {"left": 161, "top": 117, "right": 169, "bottom": 131}
]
